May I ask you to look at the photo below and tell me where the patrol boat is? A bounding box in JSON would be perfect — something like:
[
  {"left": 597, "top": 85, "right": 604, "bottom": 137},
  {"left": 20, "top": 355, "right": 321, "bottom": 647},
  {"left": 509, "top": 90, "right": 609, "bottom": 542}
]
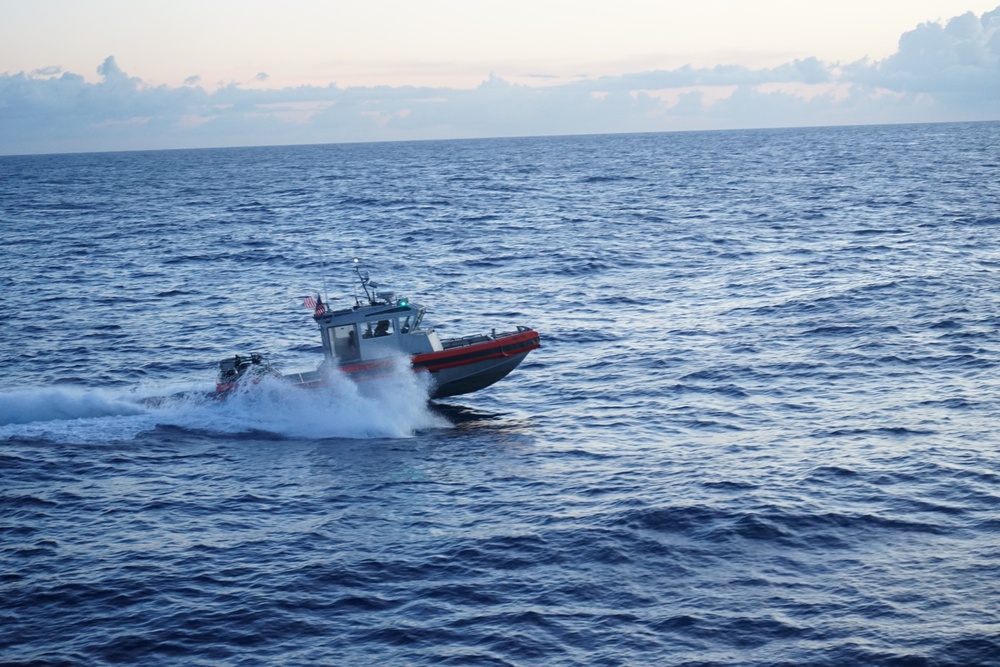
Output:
[{"left": 216, "top": 266, "right": 541, "bottom": 399}]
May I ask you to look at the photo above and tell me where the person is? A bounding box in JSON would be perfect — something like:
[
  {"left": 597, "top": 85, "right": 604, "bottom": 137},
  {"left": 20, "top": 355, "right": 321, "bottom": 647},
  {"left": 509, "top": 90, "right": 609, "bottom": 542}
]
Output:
[{"left": 375, "top": 320, "right": 390, "bottom": 336}]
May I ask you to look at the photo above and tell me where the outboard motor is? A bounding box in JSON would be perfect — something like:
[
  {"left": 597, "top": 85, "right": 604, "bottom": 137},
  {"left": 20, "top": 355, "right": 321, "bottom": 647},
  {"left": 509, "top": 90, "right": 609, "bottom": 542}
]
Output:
[{"left": 216, "top": 352, "right": 272, "bottom": 394}]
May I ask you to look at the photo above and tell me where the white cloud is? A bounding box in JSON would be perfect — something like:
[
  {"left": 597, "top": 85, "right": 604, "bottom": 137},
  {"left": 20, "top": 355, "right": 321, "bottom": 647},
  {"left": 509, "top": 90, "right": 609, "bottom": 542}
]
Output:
[
  {"left": 31, "top": 65, "right": 63, "bottom": 77},
  {"left": 1, "top": 6, "right": 998, "bottom": 154},
  {"left": 853, "top": 8, "right": 1000, "bottom": 93}
]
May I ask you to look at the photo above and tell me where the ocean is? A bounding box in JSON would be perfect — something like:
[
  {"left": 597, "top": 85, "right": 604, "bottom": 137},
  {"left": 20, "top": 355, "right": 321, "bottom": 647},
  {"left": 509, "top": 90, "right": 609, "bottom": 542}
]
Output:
[{"left": 2, "top": 122, "right": 999, "bottom": 666}]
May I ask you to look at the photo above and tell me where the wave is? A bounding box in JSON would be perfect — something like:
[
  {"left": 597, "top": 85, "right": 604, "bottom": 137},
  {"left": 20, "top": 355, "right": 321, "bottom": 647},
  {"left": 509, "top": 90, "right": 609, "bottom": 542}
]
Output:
[
  {"left": 0, "top": 386, "right": 146, "bottom": 426},
  {"left": 200, "top": 357, "right": 448, "bottom": 439},
  {"left": 0, "top": 359, "right": 448, "bottom": 443}
]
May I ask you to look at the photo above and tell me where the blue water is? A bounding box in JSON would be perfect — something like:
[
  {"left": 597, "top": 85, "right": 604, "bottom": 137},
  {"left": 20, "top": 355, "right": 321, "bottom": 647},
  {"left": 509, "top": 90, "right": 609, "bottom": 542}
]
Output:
[{"left": 2, "top": 123, "right": 1000, "bottom": 666}]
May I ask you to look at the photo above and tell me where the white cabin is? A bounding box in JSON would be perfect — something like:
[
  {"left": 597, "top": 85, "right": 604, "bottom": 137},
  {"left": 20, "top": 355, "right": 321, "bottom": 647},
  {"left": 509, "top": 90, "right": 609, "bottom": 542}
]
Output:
[{"left": 315, "top": 295, "right": 443, "bottom": 365}]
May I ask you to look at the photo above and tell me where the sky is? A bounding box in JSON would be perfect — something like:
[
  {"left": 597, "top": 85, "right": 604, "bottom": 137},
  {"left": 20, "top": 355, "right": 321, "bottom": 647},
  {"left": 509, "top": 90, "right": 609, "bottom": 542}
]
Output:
[{"left": 1, "top": 0, "right": 999, "bottom": 154}]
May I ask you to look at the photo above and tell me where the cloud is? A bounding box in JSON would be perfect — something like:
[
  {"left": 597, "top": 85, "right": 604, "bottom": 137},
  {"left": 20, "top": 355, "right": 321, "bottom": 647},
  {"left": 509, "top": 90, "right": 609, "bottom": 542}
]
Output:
[
  {"left": 1, "top": 6, "right": 998, "bottom": 155},
  {"left": 581, "top": 58, "right": 833, "bottom": 93},
  {"left": 97, "top": 56, "right": 130, "bottom": 83},
  {"left": 863, "top": 8, "right": 1000, "bottom": 93},
  {"left": 31, "top": 65, "right": 63, "bottom": 77}
]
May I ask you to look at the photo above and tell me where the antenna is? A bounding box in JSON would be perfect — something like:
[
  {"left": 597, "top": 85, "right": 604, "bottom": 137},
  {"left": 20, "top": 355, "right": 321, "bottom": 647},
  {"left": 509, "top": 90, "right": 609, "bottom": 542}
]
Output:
[
  {"left": 354, "top": 258, "right": 374, "bottom": 305},
  {"left": 320, "top": 257, "right": 330, "bottom": 305}
]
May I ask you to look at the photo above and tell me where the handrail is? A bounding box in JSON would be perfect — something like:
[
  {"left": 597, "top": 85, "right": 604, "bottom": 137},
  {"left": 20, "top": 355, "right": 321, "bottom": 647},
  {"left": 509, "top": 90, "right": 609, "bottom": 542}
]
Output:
[{"left": 439, "top": 327, "right": 530, "bottom": 349}]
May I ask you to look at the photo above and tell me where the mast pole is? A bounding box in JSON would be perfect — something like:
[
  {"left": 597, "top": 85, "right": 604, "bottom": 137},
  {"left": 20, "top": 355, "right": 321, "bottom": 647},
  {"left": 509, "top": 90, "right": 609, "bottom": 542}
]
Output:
[
  {"left": 320, "top": 257, "right": 330, "bottom": 305},
  {"left": 354, "top": 258, "right": 373, "bottom": 305}
]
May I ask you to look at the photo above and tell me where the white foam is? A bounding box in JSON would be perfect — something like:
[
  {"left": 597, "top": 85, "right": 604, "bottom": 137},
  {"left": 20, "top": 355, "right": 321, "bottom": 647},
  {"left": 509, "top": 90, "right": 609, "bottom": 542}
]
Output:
[
  {"left": 196, "top": 358, "right": 448, "bottom": 439},
  {"left": 0, "top": 358, "right": 449, "bottom": 443},
  {"left": 0, "top": 386, "right": 156, "bottom": 443},
  {"left": 0, "top": 385, "right": 146, "bottom": 426}
]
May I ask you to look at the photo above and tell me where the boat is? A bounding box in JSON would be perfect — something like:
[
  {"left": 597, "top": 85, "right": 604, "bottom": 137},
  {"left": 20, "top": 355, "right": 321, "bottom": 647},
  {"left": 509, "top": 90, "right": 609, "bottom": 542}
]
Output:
[{"left": 216, "top": 265, "right": 541, "bottom": 399}]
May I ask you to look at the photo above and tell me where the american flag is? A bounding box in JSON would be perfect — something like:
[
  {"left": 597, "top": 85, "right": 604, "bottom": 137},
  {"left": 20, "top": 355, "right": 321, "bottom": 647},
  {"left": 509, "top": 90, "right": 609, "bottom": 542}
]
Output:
[{"left": 302, "top": 295, "right": 317, "bottom": 309}]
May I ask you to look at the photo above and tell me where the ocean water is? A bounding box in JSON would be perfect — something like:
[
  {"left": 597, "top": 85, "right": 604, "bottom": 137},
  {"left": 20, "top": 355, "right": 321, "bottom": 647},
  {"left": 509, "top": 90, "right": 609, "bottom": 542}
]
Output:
[{"left": 2, "top": 122, "right": 1000, "bottom": 666}]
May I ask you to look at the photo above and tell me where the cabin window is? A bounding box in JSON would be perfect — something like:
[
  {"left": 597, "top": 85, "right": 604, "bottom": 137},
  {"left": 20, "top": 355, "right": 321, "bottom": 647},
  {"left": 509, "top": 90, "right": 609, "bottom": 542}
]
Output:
[
  {"left": 374, "top": 319, "right": 393, "bottom": 337},
  {"left": 399, "top": 315, "right": 412, "bottom": 334},
  {"left": 330, "top": 324, "right": 360, "bottom": 361},
  {"left": 362, "top": 319, "right": 394, "bottom": 338}
]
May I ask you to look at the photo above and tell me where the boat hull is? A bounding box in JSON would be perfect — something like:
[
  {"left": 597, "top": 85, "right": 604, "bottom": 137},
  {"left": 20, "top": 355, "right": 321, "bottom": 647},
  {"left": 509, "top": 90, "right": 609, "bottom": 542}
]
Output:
[
  {"left": 217, "top": 328, "right": 541, "bottom": 399},
  {"left": 413, "top": 328, "right": 541, "bottom": 398}
]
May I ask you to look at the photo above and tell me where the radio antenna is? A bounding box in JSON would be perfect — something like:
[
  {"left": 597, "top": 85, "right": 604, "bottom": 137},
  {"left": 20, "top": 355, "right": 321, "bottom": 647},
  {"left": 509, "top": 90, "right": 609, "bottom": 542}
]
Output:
[
  {"left": 320, "top": 257, "right": 330, "bottom": 305},
  {"left": 354, "top": 258, "right": 373, "bottom": 305}
]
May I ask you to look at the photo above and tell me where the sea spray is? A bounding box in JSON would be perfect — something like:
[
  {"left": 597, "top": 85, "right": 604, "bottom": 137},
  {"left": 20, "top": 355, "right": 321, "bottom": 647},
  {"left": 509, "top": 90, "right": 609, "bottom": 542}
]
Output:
[
  {"left": 0, "top": 356, "right": 449, "bottom": 442},
  {"left": 0, "top": 385, "right": 146, "bottom": 426},
  {"left": 206, "top": 354, "right": 449, "bottom": 439},
  {"left": 0, "top": 386, "right": 158, "bottom": 443}
]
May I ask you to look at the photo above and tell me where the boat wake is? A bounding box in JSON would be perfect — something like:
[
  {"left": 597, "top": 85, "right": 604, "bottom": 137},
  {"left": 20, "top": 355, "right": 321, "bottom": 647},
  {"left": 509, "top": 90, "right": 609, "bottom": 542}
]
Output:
[
  {"left": 208, "top": 355, "right": 449, "bottom": 439},
  {"left": 0, "top": 357, "right": 449, "bottom": 443},
  {"left": 0, "top": 385, "right": 148, "bottom": 426}
]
